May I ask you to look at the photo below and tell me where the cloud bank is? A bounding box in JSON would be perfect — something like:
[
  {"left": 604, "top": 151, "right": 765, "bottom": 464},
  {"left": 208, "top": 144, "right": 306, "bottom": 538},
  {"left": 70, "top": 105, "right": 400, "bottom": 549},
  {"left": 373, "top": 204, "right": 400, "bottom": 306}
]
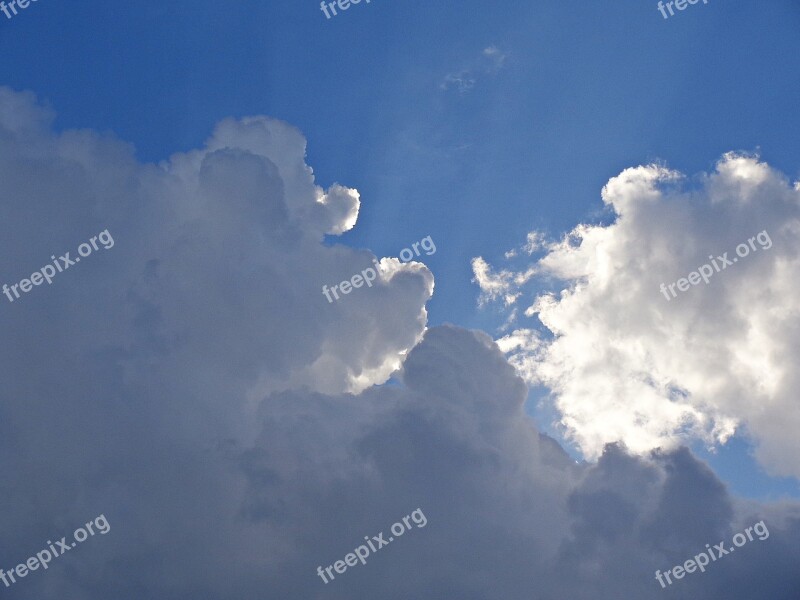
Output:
[{"left": 0, "top": 89, "right": 798, "bottom": 599}]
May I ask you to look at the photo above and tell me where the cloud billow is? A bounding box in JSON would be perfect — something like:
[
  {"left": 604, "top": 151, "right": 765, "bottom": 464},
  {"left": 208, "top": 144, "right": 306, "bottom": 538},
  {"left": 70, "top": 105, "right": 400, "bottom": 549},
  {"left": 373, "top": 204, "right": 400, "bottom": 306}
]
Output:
[
  {"left": 480, "top": 155, "right": 800, "bottom": 480},
  {"left": 0, "top": 89, "right": 797, "bottom": 599}
]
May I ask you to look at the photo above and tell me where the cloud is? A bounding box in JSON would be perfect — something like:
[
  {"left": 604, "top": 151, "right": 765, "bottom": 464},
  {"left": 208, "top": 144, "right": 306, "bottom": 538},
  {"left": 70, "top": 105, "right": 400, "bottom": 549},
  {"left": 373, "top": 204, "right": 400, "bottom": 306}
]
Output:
[
  {"left": 472, "top": 256, "right": 535, "bottom": 307},
  {"left": 482, "top": 45, "right": 507, "bottom": 70},
  {"left": 476, "top": 154, "right": 800, "bottom": 479},
  {"left": 0, "top": 86, "right": 434, "bottom": 594},
  {"left": 1, "top": 89, "right": 798, "bottom": 599},
  {"left": 440, "top": 45, "right": 508, "bottom": 93},
  {"left": 241, "top": 325, "right": 800, "bottom": 600}
]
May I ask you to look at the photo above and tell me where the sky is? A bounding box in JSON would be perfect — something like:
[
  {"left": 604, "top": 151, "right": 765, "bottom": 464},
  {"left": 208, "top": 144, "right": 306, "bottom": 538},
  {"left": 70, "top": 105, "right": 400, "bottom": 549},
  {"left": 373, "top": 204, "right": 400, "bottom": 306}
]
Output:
[{"left": 1, "top": 0, "right": 799, "bottom": 598}]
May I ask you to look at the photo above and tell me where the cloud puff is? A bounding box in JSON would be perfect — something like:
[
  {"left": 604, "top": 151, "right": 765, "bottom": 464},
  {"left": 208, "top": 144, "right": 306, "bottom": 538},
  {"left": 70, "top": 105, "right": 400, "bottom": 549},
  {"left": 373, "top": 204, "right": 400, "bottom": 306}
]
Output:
[
  {"left": 1, "top": 89, "right": 798, "bottom": 600},
  {"left": 477, "top": 154, "right": 800, "bottom": 478}
]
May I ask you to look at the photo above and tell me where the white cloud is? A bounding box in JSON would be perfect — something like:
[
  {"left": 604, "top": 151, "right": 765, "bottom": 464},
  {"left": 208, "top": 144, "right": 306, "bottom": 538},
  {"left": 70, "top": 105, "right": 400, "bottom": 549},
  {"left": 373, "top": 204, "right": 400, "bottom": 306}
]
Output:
[
  {"left": 481, "top": 154, "right": 800, "bottom": 478},
  {"left": 471, "top": 256, "right": 537, "bottom": 307},
  {"left": 522, "top": 230, "right": 546, "bottom": 254}
]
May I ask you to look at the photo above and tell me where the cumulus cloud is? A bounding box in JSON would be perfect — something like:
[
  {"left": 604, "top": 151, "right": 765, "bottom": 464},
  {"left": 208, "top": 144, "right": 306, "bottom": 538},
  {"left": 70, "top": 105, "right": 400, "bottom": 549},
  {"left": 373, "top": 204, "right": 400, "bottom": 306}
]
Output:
[
  {"left": 477, "top": 154, "right": 800, "bottom": 478},
  {"left": 0, "top": 86, "right": 433, "bottom": 595},
  {"left": 1, "top": 89, "right": 798, "bottom": 600}
]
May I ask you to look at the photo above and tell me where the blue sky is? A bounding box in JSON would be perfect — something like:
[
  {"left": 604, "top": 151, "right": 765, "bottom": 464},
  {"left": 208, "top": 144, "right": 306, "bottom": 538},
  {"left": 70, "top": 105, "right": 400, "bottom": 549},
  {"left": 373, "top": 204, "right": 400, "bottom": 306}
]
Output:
[
  {"left": 0, "top": 7, "right": 800, "bottom": 600},
  {"left": 4, "top": 2, "right": 800, "bottom": 598},
  {"left": 3, "top": 0, "right": 800, "bottom": 501}
]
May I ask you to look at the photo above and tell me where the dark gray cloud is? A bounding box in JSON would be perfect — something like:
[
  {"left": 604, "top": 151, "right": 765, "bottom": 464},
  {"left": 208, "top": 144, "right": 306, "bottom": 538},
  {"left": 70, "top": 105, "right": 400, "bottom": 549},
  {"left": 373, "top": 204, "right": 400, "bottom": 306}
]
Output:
[
  {"left": 242, "top": 325, "right": 800, "bottom": 600},
  {"left": 0, "top": 89, "right": 797, "bottom": 599}
]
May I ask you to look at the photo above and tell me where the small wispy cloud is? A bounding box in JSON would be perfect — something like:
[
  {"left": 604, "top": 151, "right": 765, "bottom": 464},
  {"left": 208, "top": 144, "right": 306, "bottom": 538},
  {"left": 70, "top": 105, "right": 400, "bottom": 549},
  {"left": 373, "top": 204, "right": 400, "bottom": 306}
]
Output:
[
  {"left": 440, "top": 45, "right": 508, "bottom": 94},
  {"left": 482, "top": 45, "right": 507, "bottom": 71},
  {"left": 471, "top": 255, "right": 537, "bottom": 308},
  {"left": 440, "top": 71, "right": 478, "bottom": 94}
]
